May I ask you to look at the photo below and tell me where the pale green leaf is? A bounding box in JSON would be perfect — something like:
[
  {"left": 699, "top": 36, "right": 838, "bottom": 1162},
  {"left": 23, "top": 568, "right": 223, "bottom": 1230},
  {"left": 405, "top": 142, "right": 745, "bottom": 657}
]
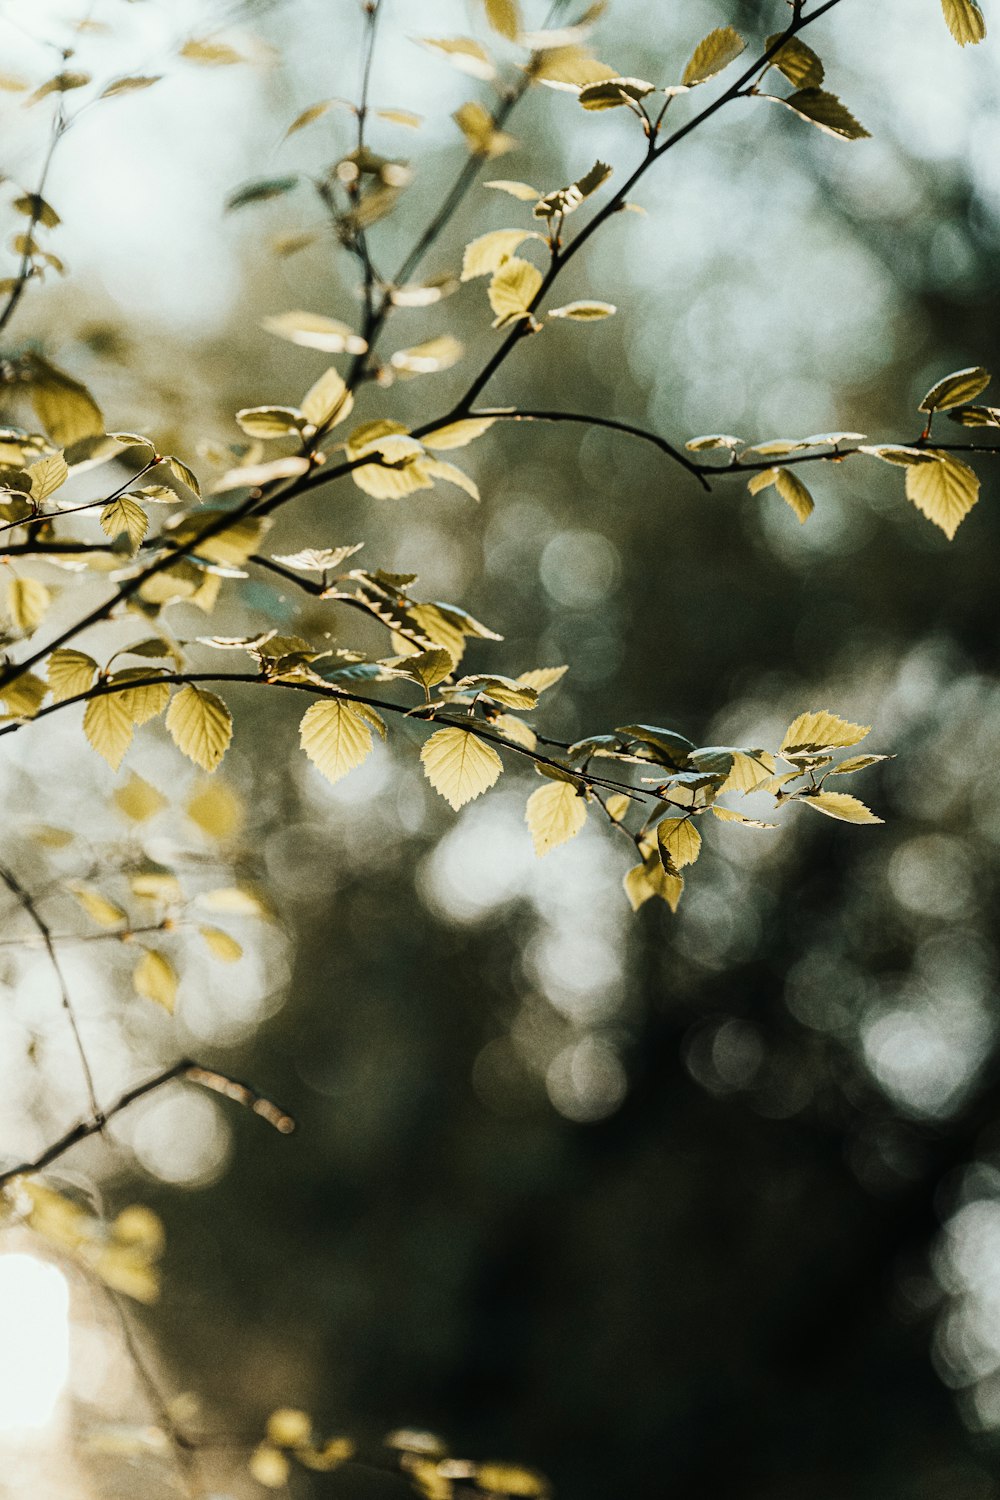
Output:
[
  {"left": 300, "top": 699, "right": 374, "bottom": 784},
  {"left": 682, "top": 26, "right": 746, "bottom": 86},
  {"left": 46, "top": 648, "right": 96, "bottom": 702},
  {"left": 799, "top": 791, "right": 883, "bottom": 825},
  {"left": 775, "top": 468, "right": 814, "bottom": 523},
  {"left": 84, "top": 693, "right": 134, "bottom": 769},
  {"left": 100, "top": 495, "right": 148, "bottom": 550},
  {"left": 904, "top": 451, "right": 979, "bottom": 539},
  {"left": 919, "top": 365, "right": 991, "bottom": 412},
  {"left": 487, "top": 257, "right": 543, "bottom": 328},
  {"left": 526, "top": 779, "right": 587, "bottom": 856},
  {"left": 781, "top": 710, "right": 869, "bottom": 756},
  {"left": 461, "top": 229, "right": 541, "bottom": 281},
  {"left": 420, "top": 727, "right": 503, "bottom": 809},
  {"left": 166, "top": 685, "right": 233, "bottom": 771}
]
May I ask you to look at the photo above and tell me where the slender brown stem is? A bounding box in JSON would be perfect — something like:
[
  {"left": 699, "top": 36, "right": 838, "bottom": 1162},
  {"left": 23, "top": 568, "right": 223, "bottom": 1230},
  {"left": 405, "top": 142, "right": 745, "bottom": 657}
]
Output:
[
  {"left": 0, "top": 860, "right": 101, "bottom": 1118},
  {"left": 0, "top": 103, "right": 66, "bottom": 337}
]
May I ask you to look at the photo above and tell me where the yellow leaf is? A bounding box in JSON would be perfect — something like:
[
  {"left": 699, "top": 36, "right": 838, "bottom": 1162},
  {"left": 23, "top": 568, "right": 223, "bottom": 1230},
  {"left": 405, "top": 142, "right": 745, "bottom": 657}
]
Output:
[
  {"left": 484, "top": 0, "right": 521, "bottom": 40},
  {"left": 548, "top": 300, "right": 616, "bottom": 320},
  {"left": 799, "top": 791, "right": 883, "bottom": 825},
  {"left": 772, "top": 87, "right": 870, "bottom": 141},
  {"left": 166, "top": 685, "right": 233, "bottom": 771},
  {"left": 623, "top": 858, "right": 682, "bottom": 913},
  {"left": 525, "top": 780, "right": 587, "bottom": 855},
  {"left": 199, "top": 926, "right": 243, "bottom": 962},
  {"left": 711, "top": 806, "right": 776, "bottom": 828},
  {"left": 941, "top": 0, "right": 987, "bottom": 44},
  {"left": 261, "top": 310, "right": 368, "bottom": 355},
  {"left": 904, "top": 451, "right": 980, "bottom": 538},
  {"left": 100, "top": 495, "right": 148, "bottom": 550},
  {"left": 682, "top": 25, "right": 746, "bottom": 86},
  {"left": 493, "top": 714, "right": 537, "bottom": 750},
  {"left": 114, "top": 773, "right": 167, "bottom": 822},
  {"left": 461, "top": 229, "right": 540, "bottom": 281},
  {"left": 249, "top": 1444, "right": 290, "bottom": 1488},
  {"left": 578, "top": 76, "right": 655, "bottom": 111},
  {"left": 418, "top": 37, "right": 496, "bottom": 82},
  {"left": 179, "top": 38, "right": 245, "bottom": 66},
  {"left": 484, "top": 179, "right": 541, "bottom": 201},
  {"left": 186, "top": 779, "right": 244, "bottom": 839},
  {"left": 453, "top": 100, "right": 516, "bottom": 156},
  {"left": 781, "top": 710, "right": 869, "bottom": 756},
  {"left": 8, "top": 576, "right": 51, "bottom": 632},
  {"left": 919, "top": 365, "right": 991, "bottom": 412},
  {"left": 234, "top": 405, "right": 304, "bottom": 439},
  {"left": 111, "top": 674, "right": 171, "bottom": 725},
  {"left": 46, "top": 648, "right": 96, "bottom": 702},
  {"left": 516, "top": 665, "right": 568, "bottom": 693},
  {"left": 605, "top": 792, "right": 631, "bottom": 821},
  {"left": 420, "top": 727, "right": 502, "bottom": 809},
  {"left": 488, "top": 257, "right": 543, "bottom": 328},
  {"left": 266, "top": 1409, "right": 312, "bottom": 1449},
  {"left": 133, "top": 949, "right": 178, "bottom": 1013},
  {"left": 100, "top": 74, "right": 162, "bottom": 98},
  {"left": 533, "top": 47, "right": 618, "bottom": 91},
  {"left": 164, "top": 510, "right": 270, "bottom": 566},
  {"left": 719, "top": 749, "right": 776, "bottom": 793},
  {"left": 656, "top": 817, "right": 702, "bottom": 870},
  {"left": 390, "top": 335, "right": 463, "bottom": 375},
  {"left": 423, "top": 417, "right": 496, "bottom": 451},
  {"left": 84, "top": 693, "right": 134, "bottom": 769},
  {"left": 774, "top": 468, "right": 814, "bottom": 523},
  {"left": 68, "top": 880, "right": 127, "bottom": 927},
  {"left": 765, "top": 34, "right": 824, "bottom": 88},
  {"left": 301, "top": 366, "right": 353, "bottom": 429},
  {"left": 300, "top": 699, "right": 374, "bottom": 784},
  {"left": 423, "top": 457, "right": 480, "bottom": 501},
  {"left": 26, "top": 451, "right": 68, "bottom": 501},
  {"left": 475, "top": 1463, "right": 547, "bottom": 1496}
]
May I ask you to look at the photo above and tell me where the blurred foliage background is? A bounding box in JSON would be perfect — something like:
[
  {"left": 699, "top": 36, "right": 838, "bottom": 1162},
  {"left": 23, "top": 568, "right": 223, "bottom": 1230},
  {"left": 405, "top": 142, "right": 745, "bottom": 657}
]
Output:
[{"left": 2, "top": 0, "right": 1000, "bottom": 1496}]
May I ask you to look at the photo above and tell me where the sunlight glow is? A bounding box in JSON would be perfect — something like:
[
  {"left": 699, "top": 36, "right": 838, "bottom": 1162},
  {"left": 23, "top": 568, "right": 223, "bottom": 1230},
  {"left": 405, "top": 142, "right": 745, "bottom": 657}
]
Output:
[{"left": 0, "top": 1255, "right": 71, "bottom": 1435}]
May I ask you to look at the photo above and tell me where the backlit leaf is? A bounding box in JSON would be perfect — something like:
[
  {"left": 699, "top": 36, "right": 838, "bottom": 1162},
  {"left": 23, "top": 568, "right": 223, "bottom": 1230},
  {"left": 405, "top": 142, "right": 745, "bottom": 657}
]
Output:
[
  {"left": 187, "top": 779, "right": 244, "bottom": 838},
  {"left": 423, "top": 458, "right": 480, "bottom": 501},
  {"left": 8, "top": 576, "right": 51, "bottom": 632},
  {"left": 133, "top": 949, "right": 178, "bottom": 1013},
  {"left": 799, "top": 791, "right": 883, "bottom": 824},
  {"left": 423, "top": 417, "right": 496, "bottom": 450},
  {"left": 657, "top": 817, "right": 702, "bottom": 871},
  {"left": 578, "top": 76, "right": 654, "bottom": 110},
  {"left": 235, "top": 406, "right": 305, "bottom": 438},
  {"left": 485, "top": 179, "right": 541, "bottom": 200},
  {"left": 526, "top": 780, "right": 587, "bottom": 856},
  {"left": 69, "top": 881, "right": 126, "bottom": 927},
  {"left": 261, "top": 311, "right": 368, "bottom": 355},
  {"left": 47, "top": 648, "right": 97, "bottom": 702},
  {"left": 772, "top": 87, "right": 870, "bottom": 140},
  {"left": 226, "top": 176, "right": 299, "bottom": 212},
  {"left": 904, "top": 451, "right": 979, "bottom": 539},
  {"left": 114, "top": 773, "right": 167, "bottom": 822},
  {"left": 199, "top": 926, "right": 243, "bottom": 962},
  {"left": 166, "top": 685, "right": 233, "bottom": 771},
  {"left": 100, "top": 495, "right": 148, "bottom": 550},
  {"left": 941, "top": 0, "right": 987, "bottom": 44},
  {"left": 919, "top": 365, "right": 991, "bottom": 412},
  {"left": 390, "top": 335, "right": 463, "bottom": 375},
  {"left": 488, "top": 257, "right": 543, "bottom": 328},
  {"left": 84, "top": 693, "right": 134, "bottom": 769},
  {"left": 682, "top": 26, "right": 746, "bottom": 86},
  {"left": 179, "top": 38, "right": 245, "bottom": 66},
  {"left": 419, "top": 37, "right": 496, "bottom": 81},
  {"left": 775, "top": 468, "right": 814, "bottom": 523},
  {"left": 301, "top": 367, "right": 353, "bottom": 429},
  {"left": 475, "top": 1463, "right": 548, "bottom": 1496},
  {"left": 781, "top": 711, "right": 869, "bottom": 756},
  {"left": 484, "top": 0, "right": 521, "bottom": 39},
  {"left": 548, "top": 300, "right": 616, "bottom": 320},
  {"left": 100, "top": 74, "right": 162, "bottom": 98},
  {"left": 27, "top": 451, "right": 68, "bottom": 501},
  {"left": 516, "top": 665, "right": 568, "bottom": 693},
  {"left": 461, "top": 228, "right": 540, "bottom": 281},
  {"left": 764, "top": 35, "right": 824, "bottom": 88},
  {"left": 300, "top": 699, "right": 374, "bottom": 784},
  {"left": 420, "top": 727, "right": 502, "bottom": 809}
]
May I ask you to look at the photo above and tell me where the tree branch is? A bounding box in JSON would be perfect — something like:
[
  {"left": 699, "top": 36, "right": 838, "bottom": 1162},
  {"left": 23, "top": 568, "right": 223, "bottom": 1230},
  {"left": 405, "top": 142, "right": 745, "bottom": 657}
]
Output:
[{"left": 0, "top": 1059, "right": 295, "bottom": 1191}]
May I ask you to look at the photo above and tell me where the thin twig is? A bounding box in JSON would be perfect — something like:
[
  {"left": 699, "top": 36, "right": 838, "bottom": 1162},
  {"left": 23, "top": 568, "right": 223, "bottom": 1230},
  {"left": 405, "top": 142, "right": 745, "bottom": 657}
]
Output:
[
  {"left": 0, "top": 1058, "right": 295, "bottom": 1190},
  {"left": 470, "top": 407, "right": 712, "bottom": 488},
  {"left": 0, "top": 859, "right": 101, "bottom": 1118}
]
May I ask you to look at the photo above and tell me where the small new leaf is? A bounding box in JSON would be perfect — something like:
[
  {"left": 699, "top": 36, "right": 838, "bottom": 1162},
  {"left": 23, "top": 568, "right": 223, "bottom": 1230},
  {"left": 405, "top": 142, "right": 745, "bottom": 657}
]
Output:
[
  {"left": 166, "top": 685, "right": 233, "bottom": 772},
  {"left": 420, "top": 727, "right": 503, "bottom": 809},
  {"left": 461, "top": 229, "right": 540, "bottom": 280},
  {"left": 488, "top": 257, "right": 543, "bottom": 328},
  {"left": 100, "top": 495, "right": 148, "bottom": 551}
]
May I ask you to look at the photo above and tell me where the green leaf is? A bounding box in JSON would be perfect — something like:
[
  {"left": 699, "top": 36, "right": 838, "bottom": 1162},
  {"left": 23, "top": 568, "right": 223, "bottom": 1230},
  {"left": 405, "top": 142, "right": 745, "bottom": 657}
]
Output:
[
  {"left": 84, "top": 693, "right": 134, "bottom": 770},
  {"left": 420, "top": 727, "right": 503, "bottom": 808},
  {"left": 764, "top": 34, "right": 824, "bottom": 88},
  {"left": 488, "top": 257, "right": 543, "bottom": 328},
  {"left": 133, "top": 949, "right": 178, "bottom": 1013},
  {"left": 946, "top": 404, "right": 1000, "bottom": 428},
  {"left": 918, "top": 365, "right": 991, "bottom": 412},
  {"left": 166, "top": 685, "right": 233, "bottom": 771},
  {"left": 100, "top": 495, "right": 148, "bottom": 551},
  {"left": 165, "top": 454, "right": 201, "bottom": 496},
  {"left": 904, "top": 451, "right": 979, "bottom": 539},
  {"left": 525, "top": 780, "right": 587, "bottom": 856},
  {"left": 941, "top": 0, "right": 986, "bottom": 44},
  {"left": 799, "top": 791, "right": 883, "bottom": 825},
  {"left": 771, "top": 87, "right": 870, "bottom": 141},
  {"left": 682, "top": 26, "right": 746, "bottom": 87},
  {"left": 775, "top": 468, "right": 814, "bottom": 523},
  {"left": 828, "top": 754, "right": 891, "bottom": 776},
  {"left": 299, "top": 699, "right": 375, "bottom": 784},
  {"left": 453, "top": 674, "right": 537, "bottom": 709}
]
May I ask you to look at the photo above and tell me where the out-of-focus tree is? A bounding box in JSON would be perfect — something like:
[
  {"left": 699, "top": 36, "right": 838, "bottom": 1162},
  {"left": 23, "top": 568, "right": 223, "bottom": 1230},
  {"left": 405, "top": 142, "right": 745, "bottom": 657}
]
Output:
[{"left": 0, "top": 1, "right": 997, "bottom": 1497}]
